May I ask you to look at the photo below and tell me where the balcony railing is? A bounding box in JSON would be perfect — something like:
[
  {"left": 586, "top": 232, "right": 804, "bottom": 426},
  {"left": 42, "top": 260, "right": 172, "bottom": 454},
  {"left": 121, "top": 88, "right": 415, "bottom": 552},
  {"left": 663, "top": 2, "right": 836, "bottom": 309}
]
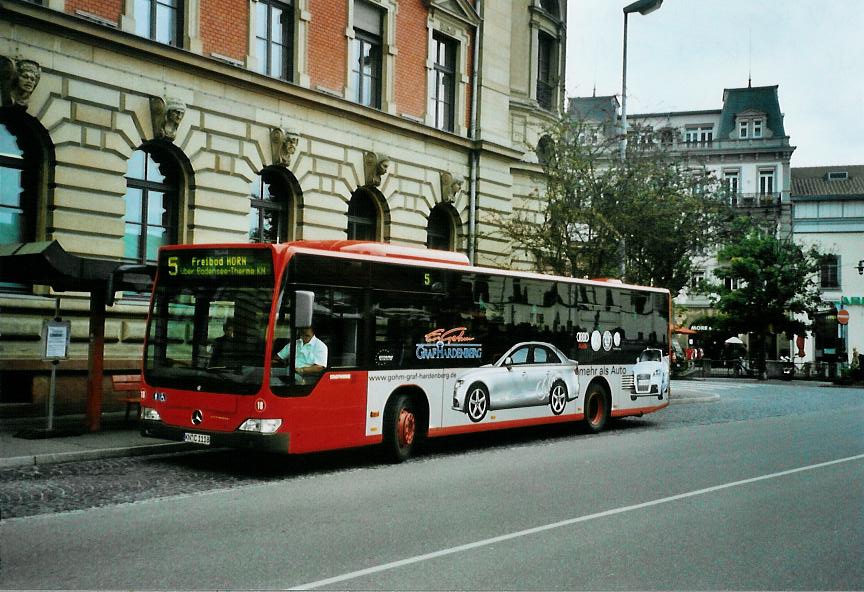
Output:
[
  {"left": 629, "top": 136, "right": 792, "bottom": 152},
  {"left": 728, "top": 192, "right": 782, "bottom": 207},
  {"left": 536, "top": 80, "right": 554, "bottom": 111}
]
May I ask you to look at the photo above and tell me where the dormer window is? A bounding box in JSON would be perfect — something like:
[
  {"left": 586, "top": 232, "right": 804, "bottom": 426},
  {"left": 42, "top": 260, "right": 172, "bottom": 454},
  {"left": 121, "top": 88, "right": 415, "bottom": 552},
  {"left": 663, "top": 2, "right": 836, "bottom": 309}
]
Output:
[
  {"left": 752, "top": 119, "right": 763, "bottom": 138},
  {"left": 827, "top": 171, "right": 849, "bottom": 181},
  {"left": 734, "top": 111, "right": 769, "bottom": 140}
]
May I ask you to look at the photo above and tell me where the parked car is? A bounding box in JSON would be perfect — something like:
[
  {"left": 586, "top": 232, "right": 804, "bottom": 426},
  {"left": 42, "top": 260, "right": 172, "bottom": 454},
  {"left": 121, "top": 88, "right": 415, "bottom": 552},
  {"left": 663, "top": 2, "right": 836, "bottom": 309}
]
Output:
[{"left": 452, "top": 342, "right": 579, "bottom": 422}]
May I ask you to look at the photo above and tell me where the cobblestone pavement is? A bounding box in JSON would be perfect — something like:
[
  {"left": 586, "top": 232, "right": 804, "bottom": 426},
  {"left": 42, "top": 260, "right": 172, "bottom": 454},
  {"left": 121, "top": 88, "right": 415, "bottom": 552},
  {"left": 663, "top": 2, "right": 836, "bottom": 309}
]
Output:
[{"left": 2, "top": 380, "right": 861, "bottom": 520}]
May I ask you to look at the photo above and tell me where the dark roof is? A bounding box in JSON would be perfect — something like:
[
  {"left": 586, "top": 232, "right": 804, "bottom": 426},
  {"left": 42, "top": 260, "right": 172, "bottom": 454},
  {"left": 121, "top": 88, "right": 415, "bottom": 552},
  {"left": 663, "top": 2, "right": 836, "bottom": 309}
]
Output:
[
  {"left": 568, "top": 96, "right": 620, "bottom": 124},
  {"left": 717, "top": 85, "right": 786, "bottom": 138},
  {"left": 791, "top": 165, "right": 864, "bottom": 197}
]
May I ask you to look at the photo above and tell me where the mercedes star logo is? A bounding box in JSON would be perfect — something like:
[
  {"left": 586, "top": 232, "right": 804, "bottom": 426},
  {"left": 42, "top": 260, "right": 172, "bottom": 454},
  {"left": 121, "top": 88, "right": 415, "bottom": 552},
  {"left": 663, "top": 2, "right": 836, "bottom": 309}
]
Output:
[{"left": 191, "top": 410, "right": 203, "bottom": 425}]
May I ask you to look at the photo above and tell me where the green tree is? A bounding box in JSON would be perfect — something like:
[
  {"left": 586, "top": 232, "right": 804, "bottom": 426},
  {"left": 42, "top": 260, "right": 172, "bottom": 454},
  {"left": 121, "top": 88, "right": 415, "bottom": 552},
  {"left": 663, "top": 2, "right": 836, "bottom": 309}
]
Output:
[
  {"left": 707, "top": 221, "right": 824, "bottom": 375},
  {"left": 498, "top": 117, "right": 733, "bottom": 295}
]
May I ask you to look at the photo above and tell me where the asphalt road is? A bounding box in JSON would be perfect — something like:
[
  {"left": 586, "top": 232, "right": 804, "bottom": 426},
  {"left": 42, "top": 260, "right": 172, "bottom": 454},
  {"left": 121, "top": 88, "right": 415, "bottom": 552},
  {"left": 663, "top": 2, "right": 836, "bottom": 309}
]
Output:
[{"left": 1, "top": 380, "right": 862, "bottom": 590}]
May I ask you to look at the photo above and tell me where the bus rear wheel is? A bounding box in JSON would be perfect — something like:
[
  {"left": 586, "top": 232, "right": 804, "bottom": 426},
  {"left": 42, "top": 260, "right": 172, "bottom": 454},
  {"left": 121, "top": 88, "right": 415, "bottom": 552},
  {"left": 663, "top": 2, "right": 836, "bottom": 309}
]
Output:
[
  {"left": 583, "top": 383, "right": 609, "bottom": 433},
  {"left": 383, "top": 394, "right": 420, "bottom": 463}
]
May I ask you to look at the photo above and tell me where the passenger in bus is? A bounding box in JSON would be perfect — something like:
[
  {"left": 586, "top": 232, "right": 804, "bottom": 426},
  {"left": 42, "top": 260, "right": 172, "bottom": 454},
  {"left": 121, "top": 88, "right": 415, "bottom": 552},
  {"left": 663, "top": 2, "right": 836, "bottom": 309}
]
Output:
[
  {"left": 275, "top": 326, "right": 328, "bottom": 383},
  {"left": 210, "top": 318, "right": 243, "bottom": 368}
]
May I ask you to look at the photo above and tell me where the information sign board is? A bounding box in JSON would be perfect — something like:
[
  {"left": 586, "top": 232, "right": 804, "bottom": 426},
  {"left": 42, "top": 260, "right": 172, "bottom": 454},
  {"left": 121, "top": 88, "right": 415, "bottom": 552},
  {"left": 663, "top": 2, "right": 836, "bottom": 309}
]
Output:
[{"left": 42, "top": 320, "right": 71, "bottom": 360}]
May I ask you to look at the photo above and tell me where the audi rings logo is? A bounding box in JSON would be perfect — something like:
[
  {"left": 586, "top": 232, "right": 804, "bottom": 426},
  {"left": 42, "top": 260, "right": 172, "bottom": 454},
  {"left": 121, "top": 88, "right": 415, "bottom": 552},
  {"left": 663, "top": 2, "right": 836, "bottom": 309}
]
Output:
[{"left": 191, "top": 410, "right": 204, "bottom": 425}]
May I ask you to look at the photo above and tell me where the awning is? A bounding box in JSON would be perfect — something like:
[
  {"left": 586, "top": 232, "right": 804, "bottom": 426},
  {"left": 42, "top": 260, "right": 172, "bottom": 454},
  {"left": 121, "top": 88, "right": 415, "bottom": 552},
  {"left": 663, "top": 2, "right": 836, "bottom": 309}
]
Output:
[
  {"left": 0, "top": 241, "right": 154, "bottom": 297},
  {"left": 672, "top": 325, "right": 698, "bottom": 335}
]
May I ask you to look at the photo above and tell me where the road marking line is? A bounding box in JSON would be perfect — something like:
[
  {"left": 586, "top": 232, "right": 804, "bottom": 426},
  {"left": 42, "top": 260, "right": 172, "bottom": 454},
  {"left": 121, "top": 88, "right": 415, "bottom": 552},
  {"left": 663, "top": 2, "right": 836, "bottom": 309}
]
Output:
[{"left": 290, "top": 453, "right": 864, "bottom": 590}]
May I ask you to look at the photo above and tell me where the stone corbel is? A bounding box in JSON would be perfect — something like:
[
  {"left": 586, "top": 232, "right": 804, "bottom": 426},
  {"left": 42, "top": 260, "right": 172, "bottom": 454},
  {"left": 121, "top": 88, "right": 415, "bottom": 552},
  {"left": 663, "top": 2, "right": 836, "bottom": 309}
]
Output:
[
  {"left": 440, "top": 171, "right": 464, "bottom": 203},
  {"left": 364, "top": 151, "right": 391, "bottom": 188},
  {"left": 0, "top": 55, "right": 41, "bottom": 109},
  {"left": 270, "top": 128, "right": 299, "bottom": 167},
  {"left": 150, "top": 96, "right": 186, "bottom": 142}
]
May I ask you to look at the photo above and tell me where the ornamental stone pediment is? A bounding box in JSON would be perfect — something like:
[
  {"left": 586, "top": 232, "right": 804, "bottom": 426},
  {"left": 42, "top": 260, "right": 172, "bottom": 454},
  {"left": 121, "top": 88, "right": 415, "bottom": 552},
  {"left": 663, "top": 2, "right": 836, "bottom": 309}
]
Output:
[{"left": 423, "top": 0, "right": 480, "bottom": 27}]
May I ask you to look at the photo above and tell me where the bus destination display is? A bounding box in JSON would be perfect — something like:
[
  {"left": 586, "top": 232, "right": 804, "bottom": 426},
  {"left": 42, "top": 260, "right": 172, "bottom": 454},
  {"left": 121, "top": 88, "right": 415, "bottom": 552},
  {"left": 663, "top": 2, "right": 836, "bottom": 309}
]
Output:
[{"left": 162, "top": 249, "right": 273, "bottom": 278}]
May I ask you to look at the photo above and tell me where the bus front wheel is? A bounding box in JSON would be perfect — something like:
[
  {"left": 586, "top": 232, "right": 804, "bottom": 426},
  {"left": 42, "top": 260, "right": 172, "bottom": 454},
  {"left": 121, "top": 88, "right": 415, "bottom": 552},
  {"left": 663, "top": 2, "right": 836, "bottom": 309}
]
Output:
[{"left": 383, "top": 394, "right": 420, "bottom": 463}]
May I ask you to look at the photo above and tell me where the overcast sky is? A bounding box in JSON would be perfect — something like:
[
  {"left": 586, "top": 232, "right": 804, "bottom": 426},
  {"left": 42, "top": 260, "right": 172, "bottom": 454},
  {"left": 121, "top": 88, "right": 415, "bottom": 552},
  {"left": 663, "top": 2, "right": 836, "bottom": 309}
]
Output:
[{"left": 566, "top": 0, "right": 864, "bottom": 168}]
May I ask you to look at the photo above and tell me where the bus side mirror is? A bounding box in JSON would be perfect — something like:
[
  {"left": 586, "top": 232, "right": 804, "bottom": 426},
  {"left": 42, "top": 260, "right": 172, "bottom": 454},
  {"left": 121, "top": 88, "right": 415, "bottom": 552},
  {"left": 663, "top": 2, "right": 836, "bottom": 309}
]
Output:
[{"left": 295, "top": 291, "right": 314, "bottom": 328}]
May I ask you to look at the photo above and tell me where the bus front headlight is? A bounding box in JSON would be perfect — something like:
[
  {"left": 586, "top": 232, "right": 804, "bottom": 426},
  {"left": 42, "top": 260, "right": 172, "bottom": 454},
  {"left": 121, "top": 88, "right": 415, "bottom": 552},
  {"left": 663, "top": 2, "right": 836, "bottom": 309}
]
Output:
[
  {"left": 141, "top": 407, "right": 161, "bottom": 421},
  {"left": 238, "top": 419, "right": 282, "bottom": 434}
]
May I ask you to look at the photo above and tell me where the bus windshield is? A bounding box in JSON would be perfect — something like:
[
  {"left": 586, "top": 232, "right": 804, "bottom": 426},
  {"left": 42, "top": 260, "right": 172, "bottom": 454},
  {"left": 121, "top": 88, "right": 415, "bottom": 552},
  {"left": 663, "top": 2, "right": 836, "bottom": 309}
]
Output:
[{"left": 144, "top": 248, "right": 275, "bottom": 395}]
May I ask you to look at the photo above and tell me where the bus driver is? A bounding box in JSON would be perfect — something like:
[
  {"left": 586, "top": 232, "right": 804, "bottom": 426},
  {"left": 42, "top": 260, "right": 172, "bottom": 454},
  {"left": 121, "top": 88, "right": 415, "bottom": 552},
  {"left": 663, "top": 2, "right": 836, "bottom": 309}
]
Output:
[{"left": 275, "top": 326, "right": 328, "bottom": 382}]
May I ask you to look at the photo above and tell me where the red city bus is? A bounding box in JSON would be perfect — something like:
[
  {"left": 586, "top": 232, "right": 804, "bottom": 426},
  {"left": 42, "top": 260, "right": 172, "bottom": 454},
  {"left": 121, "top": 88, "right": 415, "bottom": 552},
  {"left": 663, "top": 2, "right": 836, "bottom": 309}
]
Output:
[{"left": 140, "top": 241, "right": 671, "bottom": 461}]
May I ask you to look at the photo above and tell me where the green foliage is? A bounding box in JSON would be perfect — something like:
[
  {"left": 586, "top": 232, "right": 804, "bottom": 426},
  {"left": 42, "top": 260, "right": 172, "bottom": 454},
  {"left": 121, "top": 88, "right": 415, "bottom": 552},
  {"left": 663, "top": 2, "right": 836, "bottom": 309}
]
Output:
[
  {"left": 497, "top": 117, "right": 733, "bottom": 296},
  {"left": 707, "top": 220, "right": 823, "bottom": 345}
]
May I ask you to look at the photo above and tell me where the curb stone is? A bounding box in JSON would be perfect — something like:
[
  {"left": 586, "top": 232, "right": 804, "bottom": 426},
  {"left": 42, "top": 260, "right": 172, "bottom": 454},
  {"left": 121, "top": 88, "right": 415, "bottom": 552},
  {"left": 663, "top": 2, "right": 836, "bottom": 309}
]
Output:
[{"left": 0, "top": 442, "right": 194, "bottom": 469}]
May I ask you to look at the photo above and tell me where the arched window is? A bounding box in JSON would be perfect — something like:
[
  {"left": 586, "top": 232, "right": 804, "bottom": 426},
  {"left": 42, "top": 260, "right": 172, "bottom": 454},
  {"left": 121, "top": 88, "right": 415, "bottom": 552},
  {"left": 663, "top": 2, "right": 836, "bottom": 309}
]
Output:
[
  {"left": 536, "top": 134, "right": 554, "bottom": 165},
  {"left": 427, "top": 203, "right": 455, "bottom": 251},
  {"left": 249, "top": 167, "right": 292, "bottom": 243},
  {"left": 0, "top": 120, "right": 33, "bottom": 245},
  {"left": 123, "top": 146, "right": 179, "bottom": 263},
  {"left": 347, "top": 189, "right": 378, "bottom": 240},
  {"left": 1, "top": 111, "right": 43, "bottom": 291}
]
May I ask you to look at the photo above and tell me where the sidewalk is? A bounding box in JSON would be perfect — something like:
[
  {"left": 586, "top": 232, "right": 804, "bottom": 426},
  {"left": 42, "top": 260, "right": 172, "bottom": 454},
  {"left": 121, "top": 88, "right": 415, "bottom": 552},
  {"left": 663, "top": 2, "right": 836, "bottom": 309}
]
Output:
[{"left": 0, "top": 412, "right": 192, "bottom": 469}]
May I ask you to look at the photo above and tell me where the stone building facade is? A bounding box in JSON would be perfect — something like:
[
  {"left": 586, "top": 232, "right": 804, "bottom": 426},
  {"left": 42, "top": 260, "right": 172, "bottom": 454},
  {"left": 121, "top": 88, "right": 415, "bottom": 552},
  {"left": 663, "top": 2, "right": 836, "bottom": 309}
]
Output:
[
  {"left": 792, "top": 165, "right": 864, "bottom": 366},
  {"left": 0, "top": 0, "right": 567, "bottom": 416}
]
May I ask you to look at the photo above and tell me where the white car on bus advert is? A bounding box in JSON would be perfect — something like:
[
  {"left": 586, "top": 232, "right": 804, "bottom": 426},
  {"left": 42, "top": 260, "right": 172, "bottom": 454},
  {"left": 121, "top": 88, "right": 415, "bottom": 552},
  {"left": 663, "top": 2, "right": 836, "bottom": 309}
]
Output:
[
  {"left": 452, "top": 342, "right": 579, "bottom": 422},
  {"left": 631, "top": 347, "right": 670, "bottom": 399}
]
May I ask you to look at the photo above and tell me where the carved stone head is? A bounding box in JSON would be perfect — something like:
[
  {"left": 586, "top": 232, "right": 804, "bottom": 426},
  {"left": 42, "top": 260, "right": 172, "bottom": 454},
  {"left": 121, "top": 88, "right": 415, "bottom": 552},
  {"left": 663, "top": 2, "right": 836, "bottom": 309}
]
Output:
[
  {"left": 270, "top": 128, "right": 299, "bottom": 167},
  {"left": 363, "top": 152, "right": 391, "bottom": 188},
  {"left": 0, "top": 57, "right": 41, "bottom": 108},
  {"left": 440, "top": 171, "right": 464, "bottom": 202},
  {"left": 150, "top": 96, "right": 186, "bottom": 141}
]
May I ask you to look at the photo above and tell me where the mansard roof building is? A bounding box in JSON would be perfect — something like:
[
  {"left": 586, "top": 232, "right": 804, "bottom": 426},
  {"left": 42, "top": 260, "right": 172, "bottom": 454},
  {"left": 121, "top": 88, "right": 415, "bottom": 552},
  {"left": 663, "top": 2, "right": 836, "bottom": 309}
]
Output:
[{"left": 570, "top": 85, "right": 796, "bottom": 314}]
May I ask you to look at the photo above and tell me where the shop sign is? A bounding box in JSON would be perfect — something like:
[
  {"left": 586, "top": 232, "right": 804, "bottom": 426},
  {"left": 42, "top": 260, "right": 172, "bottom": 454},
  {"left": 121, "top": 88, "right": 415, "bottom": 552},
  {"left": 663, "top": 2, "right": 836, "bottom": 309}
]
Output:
[{"left": 841, "top": 296, "right": 863, "bottom": 306}]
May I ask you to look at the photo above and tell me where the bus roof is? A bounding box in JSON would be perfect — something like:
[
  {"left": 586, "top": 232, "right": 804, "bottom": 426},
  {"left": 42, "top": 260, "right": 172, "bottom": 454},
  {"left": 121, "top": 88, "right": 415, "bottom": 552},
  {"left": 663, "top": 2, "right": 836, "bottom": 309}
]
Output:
[
  {"left": 282, "top": 241, "right": 670, "bottom": 295},
  {"left": 288, "top": 241, "right": 471, "bottom": 266},
  {"left": 155, "top": 241, "right": 669, "bottom": 295}
]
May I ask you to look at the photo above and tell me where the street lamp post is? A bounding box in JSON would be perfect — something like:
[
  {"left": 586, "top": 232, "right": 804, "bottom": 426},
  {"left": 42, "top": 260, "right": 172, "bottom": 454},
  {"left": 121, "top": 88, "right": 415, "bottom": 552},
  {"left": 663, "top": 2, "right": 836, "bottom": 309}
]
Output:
[{"left": 619, "top": 0, "right": 663, "bottom": 161}]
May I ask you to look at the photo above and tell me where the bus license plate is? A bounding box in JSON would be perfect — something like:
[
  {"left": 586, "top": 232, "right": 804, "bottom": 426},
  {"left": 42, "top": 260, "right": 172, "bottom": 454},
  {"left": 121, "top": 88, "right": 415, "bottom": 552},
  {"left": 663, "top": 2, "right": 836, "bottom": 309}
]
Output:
[{"left": 184, "top": 433, "right": 211, "bottom": 445}]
